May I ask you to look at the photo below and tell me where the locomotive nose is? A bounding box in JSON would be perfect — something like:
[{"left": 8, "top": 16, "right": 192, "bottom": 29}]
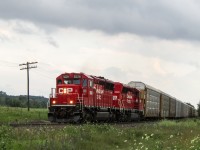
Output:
[{"left": 55, "top": 84, "right": 81, "bottom": 105}]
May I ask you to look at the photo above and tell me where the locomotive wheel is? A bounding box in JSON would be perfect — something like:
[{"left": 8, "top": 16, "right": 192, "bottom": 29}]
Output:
[{"left": 81, "top": 111, "right": 92, "bottom": 123}]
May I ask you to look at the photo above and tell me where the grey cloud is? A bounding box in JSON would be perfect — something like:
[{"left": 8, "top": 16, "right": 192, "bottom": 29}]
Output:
[
  {"left": 102, "top": 67, "right": 145, "bottom": 84},
  {"left": 102, "top": 67, "right": 128, "bottom": 82},
  {"left": 47, "top": 37, "right": 59, "bottom": 48},
  {"left": 0, "top": 0, "right": 200, "bottom": 40},
  {"left": 12, "top": 21, "right": 36, "bottom": 34},
  {"left": 189, "top": 61, "right": 200, "bottom": 69},
  {"left": 0, "top": 32, "right": 10, "bottom": 42}
]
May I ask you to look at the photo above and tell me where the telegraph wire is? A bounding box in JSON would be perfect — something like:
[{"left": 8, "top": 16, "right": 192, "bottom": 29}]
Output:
[
  {"left": 0, "top": 60, "right": 19, "bottom": 65},
  {"left": 0, "top": 60, "right": 19, "bottom": 68},
  {"left": 0, "top": 64, "right": 18, "bottom": 68},
  {"left": 32, "top": 69, "right": 55, "bottom": 80}
]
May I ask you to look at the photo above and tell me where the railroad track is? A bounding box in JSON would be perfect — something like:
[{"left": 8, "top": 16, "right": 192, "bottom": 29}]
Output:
[
  {"left": 9, "top": 122, "right": 61, "bottom": 127},
  {"left": 0, "top": 121, "right": 59, "bottom": 127},
  {"left": 2, "top": 120, "right": 159, "bottom": 128}
]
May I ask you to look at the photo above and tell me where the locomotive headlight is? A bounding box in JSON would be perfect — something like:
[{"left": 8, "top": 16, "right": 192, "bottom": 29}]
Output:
[
  {"left": 63, "top": 88, "right": 67, "bottom": 94},
  {"left": 52, "top": 100, "right": 56, "bottom": 104},
  {"left": 69, "top": 100, "right": 73, "bottom": 104}
]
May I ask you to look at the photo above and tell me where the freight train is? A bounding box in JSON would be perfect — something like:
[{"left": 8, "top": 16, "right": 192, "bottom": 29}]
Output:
[{"left": 48, "top": 72, "right": 197, "bottom": 123}]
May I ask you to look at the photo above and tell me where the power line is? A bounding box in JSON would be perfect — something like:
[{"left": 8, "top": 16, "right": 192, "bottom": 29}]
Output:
[
  {"left": 0, "top": 60, "right": 19, "bottom": 65},
  {"left": 32, "top": 69, "right": 54, "bottom": 80},
  {"left": 19, "top": 61, "right": 38, "bottom": 111},
  {"left": 0, "top": 64, "right": 18, "bottom": 68},
  {"left": 0, "top": 60, "right": 19, "bottom": 67}
]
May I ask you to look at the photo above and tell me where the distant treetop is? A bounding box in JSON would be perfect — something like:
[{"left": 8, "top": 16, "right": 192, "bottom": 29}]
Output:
[{"left": 0, "top": 91, "right": 7, "bottom": 96}]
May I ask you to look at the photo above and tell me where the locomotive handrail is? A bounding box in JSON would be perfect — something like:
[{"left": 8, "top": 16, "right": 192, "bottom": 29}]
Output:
[
  {"left": 50, "top": 88, "right": 56, "bottom": 98},
  {"left": 76, "top": 94, "right": 84, "bottom": 112},
  {"left": 118, "top": 99, "right": 123, "bottom": 112},
  {"left": 121, "top": 100, "right": 125, "bottom": 113}
]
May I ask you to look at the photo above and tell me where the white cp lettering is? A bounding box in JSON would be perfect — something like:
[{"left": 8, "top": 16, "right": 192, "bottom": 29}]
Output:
[{"left": 59, "top": 88, "right": 73, "bottom": 94}]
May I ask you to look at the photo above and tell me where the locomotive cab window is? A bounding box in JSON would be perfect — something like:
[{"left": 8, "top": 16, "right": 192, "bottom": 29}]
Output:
[
  {"left": 89, "top": 80, "right": 93, "bottom": 87},
  {"left": 82, "top": 79, "right": 87, "bottom": 87},
  {"left": 64, "top": 79, "right": 72, "bottom": 84},
  {"left": 73, "top": 79, "right": 81, "bottom": 84},
  {"left": 57, "top": 79, "right": 62, "bottom": 85},
  {"left": 105, "top": 82, "right": 114, "bottom": 91},
  {"left": 64, "top": 79, "right": 81, "bottom": 85},
  {"left": 122, "top": 87, "right": 129, "bottom": 94}
]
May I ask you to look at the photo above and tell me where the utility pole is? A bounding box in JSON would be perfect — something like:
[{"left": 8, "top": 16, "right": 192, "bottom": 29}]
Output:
[{"left": 19, "top": 62, "right": 38, "bottom": 111}]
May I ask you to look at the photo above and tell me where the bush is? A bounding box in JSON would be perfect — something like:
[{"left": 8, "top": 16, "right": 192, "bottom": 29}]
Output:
[{"left": 0, "top": 126, "right": 12, "bottom": 149}]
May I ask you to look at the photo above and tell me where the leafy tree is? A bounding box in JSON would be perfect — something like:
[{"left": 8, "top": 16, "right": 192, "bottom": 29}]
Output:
[
  {"left": 197, "top": 101, "right": 200, "bottom": 117},
  {"left": 0, "top": 91, "right": 48, "bottom": 108},
  {"left": 0, "top": 91, "right": 6, "bottom": 96}
]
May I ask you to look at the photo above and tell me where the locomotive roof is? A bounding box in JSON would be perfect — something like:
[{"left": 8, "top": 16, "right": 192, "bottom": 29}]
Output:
[
  {"left": 115, "top": 82, "right": 139, "bottom": 91},
  {"left": 58, "top": 72, "right": 93, "bottom": 79},
  {"left": 90, "top": 75, "right": 114, "bottom": 83}
]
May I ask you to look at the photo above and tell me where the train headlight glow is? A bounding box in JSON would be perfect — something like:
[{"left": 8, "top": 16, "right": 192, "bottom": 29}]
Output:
[
  {"left": 69, "top": 100, "right": 73, "bottom": 104},
  {"left": 63, "top": 88, "right": 67, "bottom": 94},
  {"left": 52, "top": 100, "right": 56, "bottom": 104}
]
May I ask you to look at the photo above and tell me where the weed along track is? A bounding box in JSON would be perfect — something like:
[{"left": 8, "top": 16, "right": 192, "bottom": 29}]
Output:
[{"left": 1, "top": 119, "right": 200, "bottom": 149}]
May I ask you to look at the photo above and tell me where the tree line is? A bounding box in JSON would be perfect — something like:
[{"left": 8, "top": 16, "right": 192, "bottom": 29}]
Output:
[
  {"left": 198, "top": 102, "right": 200, "bottom": 117},
  {"left": 0, "top": 91, "right": 48, "bottom": 108}
]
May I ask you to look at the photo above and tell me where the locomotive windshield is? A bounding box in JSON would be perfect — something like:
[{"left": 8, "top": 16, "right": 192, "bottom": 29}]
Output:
[
  {"left": 82, "top": 79, "right": 87, "bottom": 87},
  {"left": 64, "top": 78, "right": 81, "bottom": 85}
]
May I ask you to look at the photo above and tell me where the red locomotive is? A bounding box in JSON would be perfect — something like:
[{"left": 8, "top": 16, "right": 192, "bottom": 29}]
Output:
[
  {"left": 48, "top": 72, "right": 197, "bottom": 123},
  {"left": 48, "top": 72, "right": 142, "bottom": 122}
]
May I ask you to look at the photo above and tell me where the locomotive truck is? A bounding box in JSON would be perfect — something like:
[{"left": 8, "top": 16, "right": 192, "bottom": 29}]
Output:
[{"left": 48, "top": 72, "right": 197, "bottom": 123}]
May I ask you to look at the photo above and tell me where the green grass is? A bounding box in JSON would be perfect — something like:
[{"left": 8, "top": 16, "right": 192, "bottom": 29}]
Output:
[
  {"left": 0, "top": 106, "right": 200, "bottom": 149},
  {"left": 0, "top": 106, "right": 48, "bottom": 124},
  {"left": 1, "top": 119, "right": 200, "bottom": 150}
]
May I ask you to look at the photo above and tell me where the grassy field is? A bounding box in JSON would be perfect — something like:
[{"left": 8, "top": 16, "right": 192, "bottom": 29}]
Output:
[
  {"left": 0, "top": 119, "right": 200, "bottom": 150},
  {"left": 0, "top": 106, "right": 48, "bottom": 124},
  {"left": 0, "top": 106, "right": 200, "bottom": 149}
]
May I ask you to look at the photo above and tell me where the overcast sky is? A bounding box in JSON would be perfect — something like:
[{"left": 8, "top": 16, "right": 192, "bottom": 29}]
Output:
[{"left": 0, "top": 0, "right": 200, "bottom": 108}]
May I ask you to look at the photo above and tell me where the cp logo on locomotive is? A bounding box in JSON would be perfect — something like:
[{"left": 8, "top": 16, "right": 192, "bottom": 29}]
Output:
[{"left": 58, "top": 88, "right": 73, "bottom": 94}]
